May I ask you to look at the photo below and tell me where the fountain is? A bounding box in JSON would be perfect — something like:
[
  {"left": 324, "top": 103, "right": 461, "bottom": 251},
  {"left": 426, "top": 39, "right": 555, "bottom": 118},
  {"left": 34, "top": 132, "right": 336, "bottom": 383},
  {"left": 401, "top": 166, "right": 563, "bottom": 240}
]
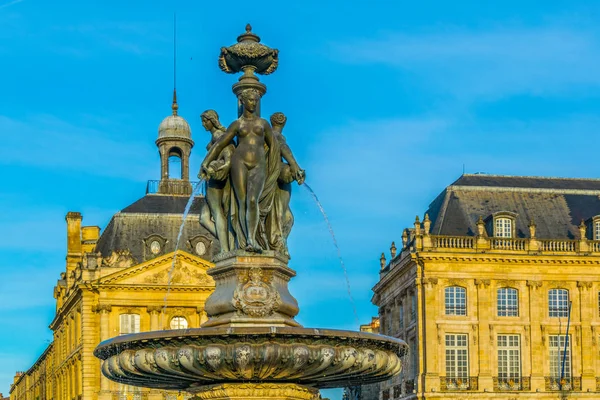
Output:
[{"left": 94, "top": 24, "right": 408, "bottom": 400}]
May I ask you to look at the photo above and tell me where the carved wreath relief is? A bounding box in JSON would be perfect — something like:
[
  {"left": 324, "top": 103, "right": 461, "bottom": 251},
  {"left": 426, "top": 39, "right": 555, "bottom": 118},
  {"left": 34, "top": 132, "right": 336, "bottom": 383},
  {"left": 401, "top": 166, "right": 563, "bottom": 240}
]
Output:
[{"left": 232, "top": 267, "right": 281, "bottom": 317}]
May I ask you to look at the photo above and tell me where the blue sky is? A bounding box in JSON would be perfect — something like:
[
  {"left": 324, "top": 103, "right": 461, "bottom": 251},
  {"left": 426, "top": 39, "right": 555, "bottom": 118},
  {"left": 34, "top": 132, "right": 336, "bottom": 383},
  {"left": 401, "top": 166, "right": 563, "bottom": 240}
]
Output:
[{"left": 2, "top": 0, "right": 600, "bottom": 397}]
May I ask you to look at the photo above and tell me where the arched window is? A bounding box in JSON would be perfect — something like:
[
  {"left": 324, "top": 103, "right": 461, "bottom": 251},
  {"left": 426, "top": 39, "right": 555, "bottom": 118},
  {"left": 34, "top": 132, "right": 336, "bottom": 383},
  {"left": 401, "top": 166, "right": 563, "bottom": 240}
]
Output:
[
  {"left": 548, "top": 289, "right": 569, "bottom": 317},
  {"left": 120, "top": 314, "right": 140, "bottom": 335},
  {"left": 495, "top": 217, "right": 513, "bottom": 238},
  {"left": 168, "top": 147, "right": 182, "bottom": 179},
  {"left": 497, "top": 288, "right": 519, "bottom": 317},
  {"left": 445, "top": 287, "right": 467, "bottom": 316},
  {"left": 170, "top": 316, "right": 188, "bottom": 330}
]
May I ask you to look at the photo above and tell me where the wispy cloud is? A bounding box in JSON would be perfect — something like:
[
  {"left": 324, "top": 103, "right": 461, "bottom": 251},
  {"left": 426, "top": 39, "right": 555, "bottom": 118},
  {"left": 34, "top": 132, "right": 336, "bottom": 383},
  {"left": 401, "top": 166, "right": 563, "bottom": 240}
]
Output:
[
  {"left": 0, "top": 0, "right": 24, "bottom": 10},
  {"left": 332, "top": 25, "right": 600, "bottom": 100},
  {"left": 0, "top": 114, "right": 155, "bottom": 180}
]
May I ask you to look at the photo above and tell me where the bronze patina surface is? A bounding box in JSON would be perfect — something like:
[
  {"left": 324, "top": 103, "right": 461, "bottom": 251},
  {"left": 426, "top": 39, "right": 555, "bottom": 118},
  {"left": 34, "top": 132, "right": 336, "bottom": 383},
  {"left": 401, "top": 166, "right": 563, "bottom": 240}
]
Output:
[
  {"left": 94, "top": 326, "right": 406, "bottom": 390},
  {"left": 95, "top": 25, "right": 408, "bottom": 400}
]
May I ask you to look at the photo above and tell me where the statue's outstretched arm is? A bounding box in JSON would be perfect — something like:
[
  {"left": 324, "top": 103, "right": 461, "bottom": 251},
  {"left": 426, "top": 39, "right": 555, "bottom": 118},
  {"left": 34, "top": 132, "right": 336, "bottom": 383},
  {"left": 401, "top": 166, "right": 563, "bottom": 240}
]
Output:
[
  {"left": 202, "top": 122, "right": 238, "bottom": 169},
  {"left": 279, "top": 135, "right": 300, "bottom": 170}
]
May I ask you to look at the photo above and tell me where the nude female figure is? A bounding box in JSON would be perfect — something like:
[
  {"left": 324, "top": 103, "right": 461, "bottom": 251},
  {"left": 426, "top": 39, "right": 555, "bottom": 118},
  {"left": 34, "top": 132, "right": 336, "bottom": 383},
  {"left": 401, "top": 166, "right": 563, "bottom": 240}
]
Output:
[
  {"left": 198, "top": 110, "right": 233, "bottom": 252},
  {"left": 201, "top": 88, "right": 274, "bottom": 252}
]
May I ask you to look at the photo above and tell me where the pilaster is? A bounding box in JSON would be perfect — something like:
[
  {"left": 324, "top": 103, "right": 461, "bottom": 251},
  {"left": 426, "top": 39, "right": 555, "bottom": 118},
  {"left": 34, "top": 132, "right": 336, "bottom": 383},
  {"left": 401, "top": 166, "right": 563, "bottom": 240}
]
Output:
[
  {"left": 577, "top": 281, "right": 595, "bottom": 391},
  {"left": 475, "top": 279, "right": 492, "bottom": 391},
  {"left": 527, "top": 280, "right": 544, "bottom": 391}
]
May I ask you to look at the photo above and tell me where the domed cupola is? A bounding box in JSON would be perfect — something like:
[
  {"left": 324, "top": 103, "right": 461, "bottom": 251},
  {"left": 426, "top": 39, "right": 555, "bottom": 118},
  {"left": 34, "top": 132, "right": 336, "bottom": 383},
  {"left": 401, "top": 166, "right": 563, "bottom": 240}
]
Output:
[{"left": 155, "top": 90, "right": 194, "bottom": 195}]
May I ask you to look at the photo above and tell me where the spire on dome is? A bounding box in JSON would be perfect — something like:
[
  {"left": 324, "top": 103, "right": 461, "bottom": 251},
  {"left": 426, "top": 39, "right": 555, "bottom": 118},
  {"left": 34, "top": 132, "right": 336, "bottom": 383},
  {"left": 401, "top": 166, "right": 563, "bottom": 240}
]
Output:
[{"left": 171, "top": 89, "right": 178, "bottom": 116}]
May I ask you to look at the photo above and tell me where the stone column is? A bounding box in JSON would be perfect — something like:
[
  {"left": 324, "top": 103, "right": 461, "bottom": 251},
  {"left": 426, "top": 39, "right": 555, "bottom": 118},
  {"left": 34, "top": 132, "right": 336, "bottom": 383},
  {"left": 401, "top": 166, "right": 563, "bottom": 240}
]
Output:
[
  {"left": 97, "top": 304, "right": 112, "bottom": 395},
  {"left": 147, "top": 306, "right": 162, "bottom": 331},
  {"left": 527, "top": 280, "right": 543, "bottom": 391}
]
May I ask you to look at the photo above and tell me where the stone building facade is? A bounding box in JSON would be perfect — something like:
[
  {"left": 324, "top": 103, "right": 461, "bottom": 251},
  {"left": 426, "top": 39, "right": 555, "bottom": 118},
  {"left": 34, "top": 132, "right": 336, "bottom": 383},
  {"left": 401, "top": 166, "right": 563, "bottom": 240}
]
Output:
[
  {"left": 9, "top": 95, "right": 217, "bottom": 400},
  {"left": 374, "top": 174, "right": 600, "bottom": 399}
]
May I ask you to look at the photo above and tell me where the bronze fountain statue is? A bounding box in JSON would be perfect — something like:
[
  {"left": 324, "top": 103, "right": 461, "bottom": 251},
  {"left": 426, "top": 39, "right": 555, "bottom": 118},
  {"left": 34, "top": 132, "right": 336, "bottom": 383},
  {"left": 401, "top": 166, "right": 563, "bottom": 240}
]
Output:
[{"left": 95, "top": 24, "right": 407, "bottom": 400}]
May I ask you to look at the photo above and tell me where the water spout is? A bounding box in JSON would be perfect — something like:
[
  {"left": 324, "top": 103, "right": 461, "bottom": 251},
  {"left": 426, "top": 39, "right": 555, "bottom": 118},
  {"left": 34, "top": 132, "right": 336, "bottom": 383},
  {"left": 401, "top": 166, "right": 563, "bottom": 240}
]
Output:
[
  {"left": 303, "top": 183, "right": 359, "bottom": 327},
  {"left": 161, "top": 180, "right": 204, "bottom": 327}
]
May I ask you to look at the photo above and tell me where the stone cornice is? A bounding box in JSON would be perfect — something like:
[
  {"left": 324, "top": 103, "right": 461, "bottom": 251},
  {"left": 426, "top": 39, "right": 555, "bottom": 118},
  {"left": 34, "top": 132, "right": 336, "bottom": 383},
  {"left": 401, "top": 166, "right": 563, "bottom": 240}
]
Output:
[
  {"left": 97, "top": 251, "right": 213, "bottom": 285},
  {"left": 416, "top": 253, "right": 600, "bottom": 265},
  {"left": 49, "top": 288, "right": 84, "bottom": 330},
  {"left": 99, "top": 285, "right": 214, "bottom": 292},
  {"left": 374, "top": 253, "right": 417, "bottom": 293}
]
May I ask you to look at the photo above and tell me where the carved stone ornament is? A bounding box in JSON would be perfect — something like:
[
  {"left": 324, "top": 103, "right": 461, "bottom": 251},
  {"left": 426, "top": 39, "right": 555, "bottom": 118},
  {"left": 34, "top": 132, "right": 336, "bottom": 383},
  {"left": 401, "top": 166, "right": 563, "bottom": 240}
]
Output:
[
  {"left": 144, "top": 260, "right": 212, "bottom": 286},
  {"left": 541, "top": 325, "right": 546, "bottom": 344},
  {"left": 526, "top": 280, "right": 542, "bottom": 289},
  {"left": 232, "top": 267, "right": 281, "bottom": 317},
  {"left": 424, "top": 277, "right": 438, "bottom": 286},
  {"left": 102, "top": 250, "right": 136, "bottom": 269},
  {"left": 496, "top": 279, "right": 517, "bottom": 288},
  {"left": 577, "top": 281, "right": 593, "bottom": 290},
  {"left": 447, "top": 278, "right": 467, "bottom": 287},
  {"left": 147, "top": 306, "right": 162, "bottom": 314},
  {"left": 95, "top": 304, "right": 112, "bottom": 313},
  {"left": 474, "top": 279, "right": 491, "bottom": 288}
]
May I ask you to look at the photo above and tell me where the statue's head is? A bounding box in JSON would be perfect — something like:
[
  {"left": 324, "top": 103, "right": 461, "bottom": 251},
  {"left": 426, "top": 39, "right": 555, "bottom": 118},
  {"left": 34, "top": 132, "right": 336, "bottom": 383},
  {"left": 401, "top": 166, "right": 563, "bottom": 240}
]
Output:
[
  {"left": 270, "top": 112, "right": 287, "bottom": 129},
  {"left": 201, "top": 110, "right": 224, "bottom": 131},
  {"left": 240, "top": 88, "right": 260, "bottom": 113}
]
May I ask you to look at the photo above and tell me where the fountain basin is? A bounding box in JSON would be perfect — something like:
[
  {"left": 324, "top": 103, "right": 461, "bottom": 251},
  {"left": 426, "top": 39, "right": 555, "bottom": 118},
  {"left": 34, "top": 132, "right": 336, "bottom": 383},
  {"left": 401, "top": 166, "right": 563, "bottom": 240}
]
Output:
[{"left": 94, "top": 326, "right": 407, "bottom": 392}]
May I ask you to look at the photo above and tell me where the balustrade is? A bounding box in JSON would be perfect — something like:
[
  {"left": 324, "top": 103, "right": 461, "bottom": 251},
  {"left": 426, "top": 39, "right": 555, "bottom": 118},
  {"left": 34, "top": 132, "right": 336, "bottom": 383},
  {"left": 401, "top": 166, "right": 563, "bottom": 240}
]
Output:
[
  {"left": 431, "top": 236, "right": 474, "bottom": 249},
  {"left": 490, "top": 238, "right": 527, "bottom": 251},
  {"left": 539, "top": 239, "right": 576, "bottom": 252}
]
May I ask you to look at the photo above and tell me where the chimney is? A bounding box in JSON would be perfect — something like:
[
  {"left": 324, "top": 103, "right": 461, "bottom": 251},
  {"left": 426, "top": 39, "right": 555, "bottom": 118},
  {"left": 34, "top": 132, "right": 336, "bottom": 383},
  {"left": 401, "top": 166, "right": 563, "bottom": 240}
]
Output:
[
  {"left": 65, "top": 212, "right": 82, "bottom": 255},
  {"left": 81, "top": 226, "right": 100, "bottom": 253}
]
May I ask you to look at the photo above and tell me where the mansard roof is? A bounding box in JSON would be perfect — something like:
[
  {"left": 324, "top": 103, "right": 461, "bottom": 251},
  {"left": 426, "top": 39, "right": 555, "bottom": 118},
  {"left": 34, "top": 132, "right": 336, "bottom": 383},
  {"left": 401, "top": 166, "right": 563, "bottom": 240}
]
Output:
[
  {"left": 95, "top": 194, "right": 216, "bottom": 263},
  {"left": 425, "top": 174, "right": 600, "bottom": 239}
]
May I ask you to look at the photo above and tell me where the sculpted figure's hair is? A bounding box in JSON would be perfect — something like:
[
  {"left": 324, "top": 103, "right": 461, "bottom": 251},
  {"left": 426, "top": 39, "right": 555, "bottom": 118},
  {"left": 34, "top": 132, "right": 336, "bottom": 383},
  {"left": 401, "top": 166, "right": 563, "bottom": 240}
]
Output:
[
  {"left": 270, "top": 112, "right": 287, "bottom": 127},
  {"left": 201, "top": 109, "right": 226, "bottom": 131},
  {"left": 240, "top": 88, "right": 261, "bottom": 101}
]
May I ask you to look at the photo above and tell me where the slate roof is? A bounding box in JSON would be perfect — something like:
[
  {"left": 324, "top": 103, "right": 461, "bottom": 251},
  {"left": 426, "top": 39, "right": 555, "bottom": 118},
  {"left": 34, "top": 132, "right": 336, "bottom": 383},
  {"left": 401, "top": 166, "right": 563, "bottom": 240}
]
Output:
[
  {"left": 95, "top": 194, "right": 216, "bottom": 263},
  {"left": 425, "top": 174, "right": 600, "bottom": 239}
]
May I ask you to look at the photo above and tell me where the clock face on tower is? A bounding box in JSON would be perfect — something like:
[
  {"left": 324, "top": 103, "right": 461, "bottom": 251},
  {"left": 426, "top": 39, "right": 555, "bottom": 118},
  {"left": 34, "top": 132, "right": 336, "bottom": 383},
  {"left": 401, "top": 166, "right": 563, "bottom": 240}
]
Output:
[
  {"left": 195, "top": 241, "right": 206, "bottom": 256},
  {"left": 150, "top": 240, "right": 161, "bottom": 255}
]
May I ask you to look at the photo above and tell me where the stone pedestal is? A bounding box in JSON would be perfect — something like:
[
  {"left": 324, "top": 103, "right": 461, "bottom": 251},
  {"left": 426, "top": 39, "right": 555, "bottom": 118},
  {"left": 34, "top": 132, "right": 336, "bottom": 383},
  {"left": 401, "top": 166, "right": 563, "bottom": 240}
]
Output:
[
  {"left": 191, "top": 383, "right": 318, "bottom": 400},
  {"left": 202, "top": 251, "right": 301, "bottom": 328}
]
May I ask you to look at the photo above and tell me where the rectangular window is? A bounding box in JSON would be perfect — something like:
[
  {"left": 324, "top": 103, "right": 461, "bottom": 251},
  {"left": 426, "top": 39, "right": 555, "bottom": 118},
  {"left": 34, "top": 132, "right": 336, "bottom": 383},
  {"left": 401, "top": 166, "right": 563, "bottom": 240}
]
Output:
[
  {"left": 398, "top": 303, "right": 404, "bottom": 330},
  {"left": 497, "top": 335, "right": 521, "bottom": 381},
  {"left": 595, "top": 221, "right": 600, "bottom": 240},
  {"left": 411, "top": 293, "right": 417, "bottom": 321},
  {"left": 497, "top": 288, "right": 519, "bottom": 317},
  {"left": 548, "top": 289, "right": 569, "bottom": 317},
  {"left": 120, "top": 314, "right": 140, "bottom": 335},
  {"left": 495, "top": 218, "right": 512, "bottom": 238},
  {"left": 549, "top": 335, "right": 571, "bottom": 378},
  {"left": 445, "top": 334, "right": 469, "bottom": 378},
  {"left": 445, "top": 287, "right": 467, "bottom": 316}
]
